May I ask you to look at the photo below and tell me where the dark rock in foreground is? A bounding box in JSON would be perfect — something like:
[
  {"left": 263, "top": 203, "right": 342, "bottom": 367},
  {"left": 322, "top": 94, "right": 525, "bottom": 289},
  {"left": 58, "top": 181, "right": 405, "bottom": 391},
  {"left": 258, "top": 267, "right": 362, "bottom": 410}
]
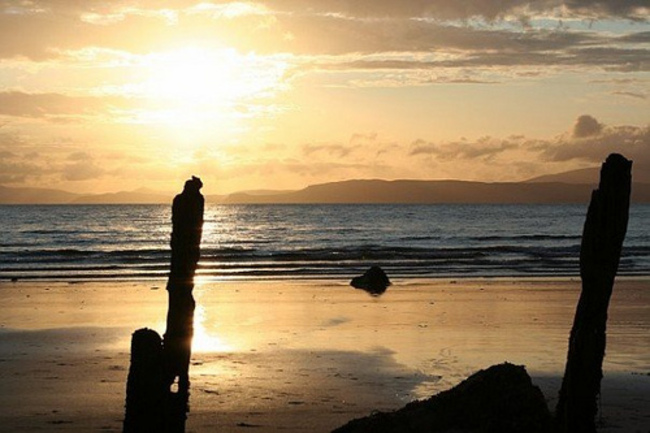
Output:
[
  {"left": 350, "top": 266, "right": 391, "bottom": 296},
  {"left": 332, "top": 363, "right": 552, "bottom": 433}
]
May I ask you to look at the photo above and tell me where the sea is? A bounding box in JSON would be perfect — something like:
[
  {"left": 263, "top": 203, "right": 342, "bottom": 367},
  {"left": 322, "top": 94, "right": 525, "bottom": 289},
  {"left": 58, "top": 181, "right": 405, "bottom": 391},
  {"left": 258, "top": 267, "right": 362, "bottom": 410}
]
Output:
[{"left": 1, "top": 204, "right": 648, "bottom": 281}]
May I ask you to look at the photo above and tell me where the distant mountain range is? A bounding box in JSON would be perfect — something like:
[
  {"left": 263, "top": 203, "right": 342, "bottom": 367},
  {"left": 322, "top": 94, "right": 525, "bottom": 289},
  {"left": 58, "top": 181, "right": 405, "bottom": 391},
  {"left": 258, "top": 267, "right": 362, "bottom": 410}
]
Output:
[
  {"left": 525, "top": 167, "right": 649, "bottom": 185},
  {"left": 222, "top": 179, "right": 650, "bottom": 204},
  {"left": 1, "top": 167, "right": 648, "bottom": 204}
]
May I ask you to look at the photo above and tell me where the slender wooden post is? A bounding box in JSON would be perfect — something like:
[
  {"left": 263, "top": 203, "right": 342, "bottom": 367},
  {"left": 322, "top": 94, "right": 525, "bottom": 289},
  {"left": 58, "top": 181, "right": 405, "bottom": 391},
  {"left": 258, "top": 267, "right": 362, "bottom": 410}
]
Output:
[
  {"left": 163, "top": 176, "right": 204, "bottom": 432},
  {"left": 123, "top": 177, "right": 204, "bottom": 433},
  {"left": 556, "top": 154, "right": 631, "bottom": 432}
]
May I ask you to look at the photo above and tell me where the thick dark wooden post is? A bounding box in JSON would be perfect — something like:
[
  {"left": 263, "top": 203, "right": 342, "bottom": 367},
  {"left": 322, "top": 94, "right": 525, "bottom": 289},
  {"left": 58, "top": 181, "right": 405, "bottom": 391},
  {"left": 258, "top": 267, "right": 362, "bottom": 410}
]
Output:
[
  {"left": 123, "top": 328, "right": 165, "bottom": 432},
  {"left": 163, "top": 176, "right": 204, "bottom": 432},
  {"left": 556, "top": 154, "right": 631, "bottom": 432}
]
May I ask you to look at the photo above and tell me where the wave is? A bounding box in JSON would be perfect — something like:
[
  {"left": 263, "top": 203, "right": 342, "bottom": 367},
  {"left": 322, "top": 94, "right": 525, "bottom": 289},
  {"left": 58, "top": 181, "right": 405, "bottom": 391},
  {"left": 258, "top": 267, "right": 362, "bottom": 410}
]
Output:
[
  {"left": 2, "top": 203, "right": 649, "bottom": 280},
  {"left": 1, "top": 243, "right": 647, "bottom": 280}
]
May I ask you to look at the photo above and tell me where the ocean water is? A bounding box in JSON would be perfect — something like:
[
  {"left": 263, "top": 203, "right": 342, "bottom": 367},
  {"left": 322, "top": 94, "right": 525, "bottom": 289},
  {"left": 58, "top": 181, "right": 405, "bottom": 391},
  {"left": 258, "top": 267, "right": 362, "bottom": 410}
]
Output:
[{"left": 0, "top": 204, "right": 648, "bottom": 280}]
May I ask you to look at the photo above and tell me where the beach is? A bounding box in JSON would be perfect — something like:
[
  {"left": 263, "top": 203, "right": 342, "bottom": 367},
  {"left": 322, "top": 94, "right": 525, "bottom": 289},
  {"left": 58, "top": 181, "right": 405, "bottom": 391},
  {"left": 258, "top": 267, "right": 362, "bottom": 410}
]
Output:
[{"left": 1, "top": 278, "right": 649, "bottom": 432}]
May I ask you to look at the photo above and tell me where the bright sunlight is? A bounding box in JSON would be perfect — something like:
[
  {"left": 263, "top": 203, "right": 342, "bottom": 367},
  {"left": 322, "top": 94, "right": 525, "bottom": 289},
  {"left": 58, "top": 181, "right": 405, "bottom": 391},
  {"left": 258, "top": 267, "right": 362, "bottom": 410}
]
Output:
[
  {"left": 140, "top": 47, "right": 287, "bottom": 105},
  {"left": 122, "top": 46, "right": 289, "bottom": 132},
  {"left": 146, "top": 47, "right": 249, "bottom": 103},
  {"left": 192, "top": 304, "right": 233, "bottom": 353}
]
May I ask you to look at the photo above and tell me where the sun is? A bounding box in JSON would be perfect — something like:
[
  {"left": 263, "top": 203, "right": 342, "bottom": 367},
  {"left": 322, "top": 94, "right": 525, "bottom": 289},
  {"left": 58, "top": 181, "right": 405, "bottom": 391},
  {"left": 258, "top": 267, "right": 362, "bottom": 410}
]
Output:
[
  {"left": 143, "top": 47, "right": 244, "bottom": 105},
  {"left": 140, "top": 46, "right": 286, "bottom": 106},
  {"left": 123, "top": 45, "right": 288, "bottom": 133}
]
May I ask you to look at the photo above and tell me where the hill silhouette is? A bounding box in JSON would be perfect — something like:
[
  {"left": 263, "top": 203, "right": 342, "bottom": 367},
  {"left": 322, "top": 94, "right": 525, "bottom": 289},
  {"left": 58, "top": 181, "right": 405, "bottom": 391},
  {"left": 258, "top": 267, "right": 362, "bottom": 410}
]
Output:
[
  {"left": 526, "top": 166, "right": 650, "bottom": 184},
  {"left": 2, "top": 176, "right": 649, "bottom": 204},
  {"left": 222, "top": 179, "right": 650, "bottom": 204},
  {"left": 71, "top": 188, "right": 171, "bottom": 204},
  {"left": 0, "top": 185, "right": 79, "bottom": 204}
]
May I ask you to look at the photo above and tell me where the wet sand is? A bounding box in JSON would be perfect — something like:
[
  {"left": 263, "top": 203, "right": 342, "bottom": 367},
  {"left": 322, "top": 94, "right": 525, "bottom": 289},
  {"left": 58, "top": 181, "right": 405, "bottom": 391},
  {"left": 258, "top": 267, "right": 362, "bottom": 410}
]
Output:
[{"left": 0, "top": 278, "right": 649, "bottom": 432}]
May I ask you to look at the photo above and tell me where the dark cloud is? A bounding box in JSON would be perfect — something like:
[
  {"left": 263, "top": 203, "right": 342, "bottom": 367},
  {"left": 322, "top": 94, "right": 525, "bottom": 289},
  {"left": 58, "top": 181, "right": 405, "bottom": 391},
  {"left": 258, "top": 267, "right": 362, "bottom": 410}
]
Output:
[
  {"left": 546, "top": 119, "right": 650, "bottom": 168},
  {"left": 282, "top": 23, "right": 648, "bottom": 75},
  {"left": 313, "top": 37, "right": 649, "bottom": 72},
  {"left": 275, "top": 15, "right": 607, "bottom": 55},
  {"left": 5, "top": 0, "right": 647, "bottom": 21},
  {"left": 567, "top": 46, "right": 650, "bottom": 72},
  {"left": 564, "top": 0, "right": 650, "bottom": 20},
  {"left": 0, "top": 1, "right": 646, "bottom": 64},
  {"left": 259, "top": 0, "right": 647, "bottom": 20},
  {"left": 572, "top": 115, "right": 603, "bottom": 138},
  {"left": 618, "top": 31, "right": 650, "bottom": 44}
]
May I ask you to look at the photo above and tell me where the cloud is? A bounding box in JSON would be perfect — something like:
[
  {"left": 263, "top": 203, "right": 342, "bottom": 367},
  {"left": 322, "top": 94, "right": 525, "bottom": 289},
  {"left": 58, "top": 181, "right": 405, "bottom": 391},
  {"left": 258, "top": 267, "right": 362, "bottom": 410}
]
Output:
[
  {"left": 6, "top": 0, "right": 648, "bottom": 22},
  {"left": 0, "top": 1, "right": 646, "bottom": 65},
  {"left": 303, "top": 143, "right": 358, "bottom": 158},
  {"left": 350, "top": 132, "right": 378, "bottom": 144},
  {"left": 612, "top": 90, "right": 647, "bottom": 100},
  {"left": 0, "top": 136, "right": 108, "bottom": 184},
  {"left": 285, "top": 15, "right": 589, "bottom": 55},
  {"left": 572, "top": 115, "right": 603, "bottom": 138},
  {"left": 0, "top": 2, "right": 279, "bottom": 60},
  {"left": 0, "top": 147, "right": 52, "bottom": 184},
  {"left": 232, "top": 158, "right": 402, "bottom": 184},
  {"left": 258, "top": 0, "right": 648, "bottom": 21},
  {"left": 62, "top": 159, "right": 105, "bottom": 181},
  {"left": 402, "top": 115, "right": 650, "bottom": 181},
  {"left": 280, "top": 25, "right": 648, "bottom": 81},
  {"left": 410, "top": 137, "right": 520, "bottom": 161},
  {"left": 545, "top": 118, "right": 650, "bottom": 168},
  {"left": 2, "top": 110, "right": 647, "bottom": 191},
  {"left": 564, "top": 0, "right": 650, "bottom": 20},
  {"left": 237, "top": 118, "right": 650, "bottom": 186},
  {"left": 67, "top": 151, "right": 93, "bottom": 161},
  {"left": 326, "top": 34, "right": 644, "bottom": 68},
  {"left": 0, "top": 129, "right": 23, "bottom": 147},
  {"left": 618, "top": 31, "right": 650, "bottom": 44},
  {"left": 0, "top": 91, "right": 130, "bottom": 120}
]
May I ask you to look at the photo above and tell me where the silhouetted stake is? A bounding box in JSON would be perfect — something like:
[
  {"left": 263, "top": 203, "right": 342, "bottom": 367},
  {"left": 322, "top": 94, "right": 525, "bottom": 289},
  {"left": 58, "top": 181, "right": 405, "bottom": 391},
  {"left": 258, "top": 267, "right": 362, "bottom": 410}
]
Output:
[
  {"left": 556, "top": 154, "right": 631, "bottom": 433},
  {"left": 163, "top": 176, "right": 204, "bottom": 432},
  {"left": 123, "top": 329, "right": 165, "bottom": 432},
  {"left": 124, "top": 177, "right": 204, "bottom": 433}
]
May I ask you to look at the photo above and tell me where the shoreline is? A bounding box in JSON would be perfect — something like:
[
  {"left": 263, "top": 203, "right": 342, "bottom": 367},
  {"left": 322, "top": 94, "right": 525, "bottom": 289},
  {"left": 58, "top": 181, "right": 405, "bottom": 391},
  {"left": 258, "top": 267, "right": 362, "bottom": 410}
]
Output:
[
  {"left": 1, "top": 278, "right": 648, "bottom": 432},
  {"left": 3, "top": 272, "right": 650, "bottom": 283}
]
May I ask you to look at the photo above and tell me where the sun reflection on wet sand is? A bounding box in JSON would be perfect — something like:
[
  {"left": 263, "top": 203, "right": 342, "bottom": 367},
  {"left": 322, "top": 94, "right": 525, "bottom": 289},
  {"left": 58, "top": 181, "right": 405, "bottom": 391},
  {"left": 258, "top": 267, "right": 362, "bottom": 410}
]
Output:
[{"left": 192, "top": 302, "right": 233, "bottom": 353}]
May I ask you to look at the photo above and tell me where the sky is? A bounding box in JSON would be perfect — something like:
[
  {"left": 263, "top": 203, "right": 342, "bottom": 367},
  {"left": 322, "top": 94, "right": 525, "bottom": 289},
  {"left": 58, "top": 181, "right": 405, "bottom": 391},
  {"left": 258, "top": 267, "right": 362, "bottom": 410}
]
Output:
[{"left": 0, "top": 0, "right": 648, "bottom": 195}]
